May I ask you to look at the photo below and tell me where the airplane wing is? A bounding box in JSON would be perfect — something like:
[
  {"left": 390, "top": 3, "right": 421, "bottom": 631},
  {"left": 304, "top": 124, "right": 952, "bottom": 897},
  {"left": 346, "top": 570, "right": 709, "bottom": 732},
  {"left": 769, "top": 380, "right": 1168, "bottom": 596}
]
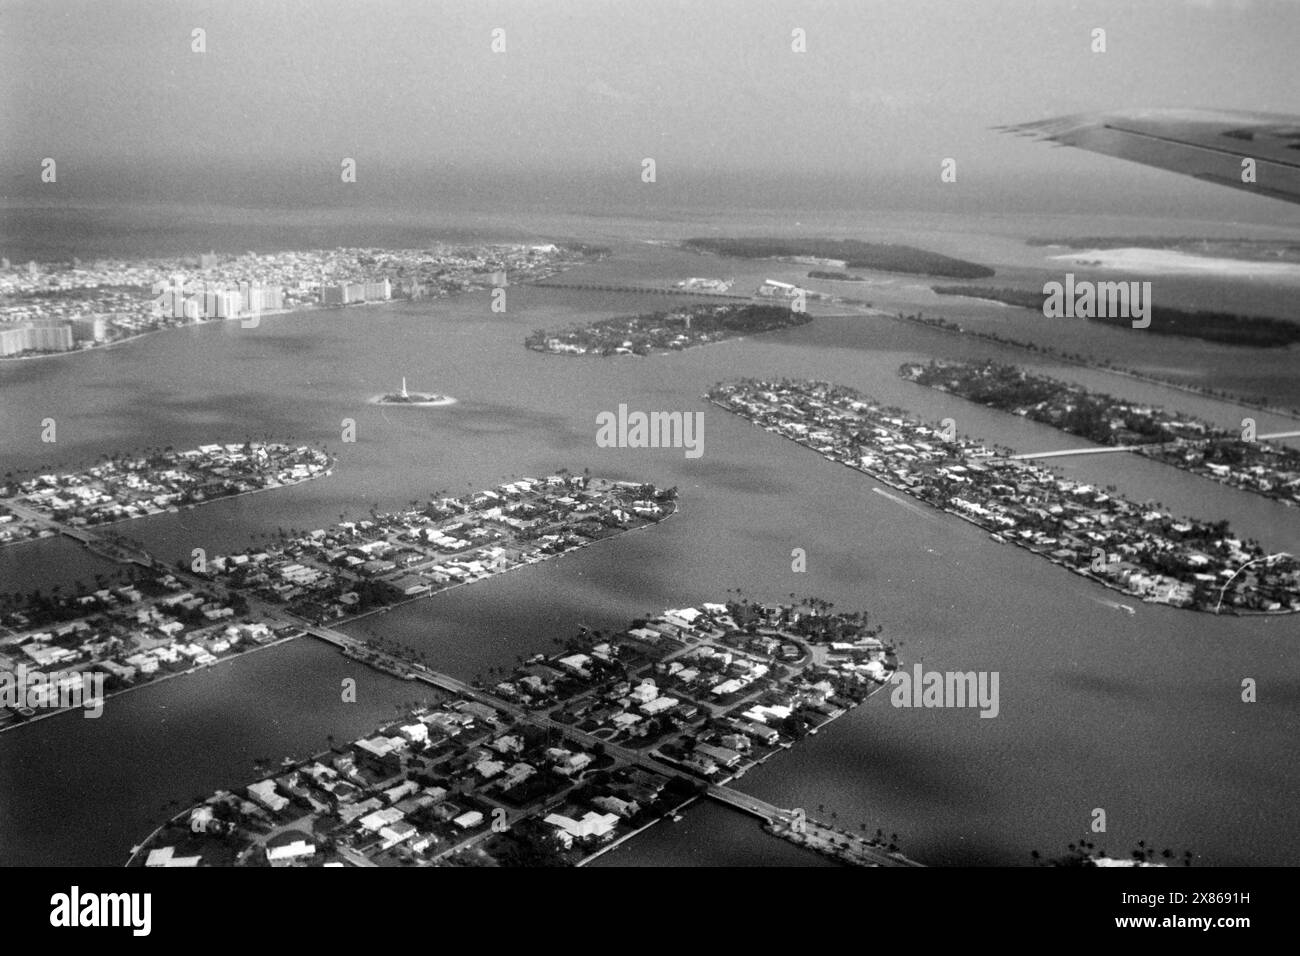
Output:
[{"left": 999, "top": 109, "right": 1300, "bottom": 206}]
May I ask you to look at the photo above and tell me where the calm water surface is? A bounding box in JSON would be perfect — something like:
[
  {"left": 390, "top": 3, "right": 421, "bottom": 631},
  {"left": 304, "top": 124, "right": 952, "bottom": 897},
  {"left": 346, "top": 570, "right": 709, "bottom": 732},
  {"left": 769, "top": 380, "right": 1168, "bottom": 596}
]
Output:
[{"left": 2, "top": 213, "right": 1297, "bottom": 866}]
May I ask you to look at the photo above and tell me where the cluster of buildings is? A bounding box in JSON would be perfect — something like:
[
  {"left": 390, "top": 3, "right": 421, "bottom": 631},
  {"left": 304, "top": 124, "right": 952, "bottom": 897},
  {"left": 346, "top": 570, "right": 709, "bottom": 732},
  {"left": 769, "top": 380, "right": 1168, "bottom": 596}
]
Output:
[
  {"left": 902, "top": 360, "right": 1300, "bottom": 506},
  {"left": 1146, "top": 439, "right": 1300, "bottom": 505},
  {"left": 0, "top": 504, "right": 47, "bottom": 546},
  {"left": 0, "top": 242, "right": 586, "bottom": 358},
  {"left": 154, "top": 279, "right": 286, "bottom": 320},
  {"left": 756, "top": 278, "right": 829, "bottom": 301},
  {"left": 525, "top": 302, "right": 805, "bottom": 356},
  {"left": 0, "top": 572, "right": 284, "bottom": 729},
  {"left": 0, "top": 315, "right": 106, "bottom": 356},
  {"left": 136, "top": 695, "right": 682, "bottom": 867},
  {"left": 197, "top": 475, "right": 677, "bottom": 622},
  {"left": 319, "top": 278, "right": 391, "bottom": 306},
  {"left": 503, "top": 599, "right": 894, "bottom": 781},
  {"left": 710, "top": 380, "right": 1300, "bottom": 614},
  {"left": 4, "top": 444, "right": 330, "bottom": 529},
  {"left": 674, "top": 277, "right": 734, "bottom": 293},
  {"left": 129, "top": 596, "right": 892, "bottom": 867}
]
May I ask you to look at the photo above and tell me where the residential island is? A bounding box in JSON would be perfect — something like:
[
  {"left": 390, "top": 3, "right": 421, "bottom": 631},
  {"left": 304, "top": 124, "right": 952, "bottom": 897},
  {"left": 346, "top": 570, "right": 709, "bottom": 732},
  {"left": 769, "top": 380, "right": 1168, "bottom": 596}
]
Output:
[
  {"left": 708, "top": 379, "right": 1300, "bottom": 614},
  {"left": 524, "top": 302, "right": 808, "bottom": 356},
  {"left": 0, "top": 565, "right": 285, "bottom": 730},
  {"left": 191, "top": 473, "right": 678, "bottom": 624},
  {"left": 125, "top": 598, "right": 911, "bottom": 868},
  {"left": 900, "top": 360, "right": 1300, "bottom": 506},
  {"left": 0, "top": 472, "right": 678, "bottom": 728},
  {"left": 0, "top": 442, "right": 332, "bottom": 547}
]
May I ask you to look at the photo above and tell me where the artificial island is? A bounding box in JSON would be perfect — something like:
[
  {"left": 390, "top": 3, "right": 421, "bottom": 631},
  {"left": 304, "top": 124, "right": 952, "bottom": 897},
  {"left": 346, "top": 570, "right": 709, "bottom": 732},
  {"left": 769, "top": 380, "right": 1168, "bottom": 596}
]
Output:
[
  {"left": 900, "top": 360, "right": 1300, "bottom": 505},
  {"left": 372, "top": 378, "right": 456, "bottom": 407},
  {"left": 525, "top": 303, "right": 808, "bottom": 357},
  {"left": 124, "top": 598, "right": 915, "bottom": 868},
  {"left": 708, "top": 379, "right": 1300, "bottom": 614},
  {"left": 0, "top": 468, "right": 678, "bottom": 727}
]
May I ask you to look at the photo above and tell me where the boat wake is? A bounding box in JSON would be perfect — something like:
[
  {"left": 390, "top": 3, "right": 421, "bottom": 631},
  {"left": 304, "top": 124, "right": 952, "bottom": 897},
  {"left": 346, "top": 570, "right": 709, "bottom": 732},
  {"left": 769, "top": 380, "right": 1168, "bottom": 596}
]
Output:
[{"left": 871, "top": 486, "right": 938, "bottom": 522}]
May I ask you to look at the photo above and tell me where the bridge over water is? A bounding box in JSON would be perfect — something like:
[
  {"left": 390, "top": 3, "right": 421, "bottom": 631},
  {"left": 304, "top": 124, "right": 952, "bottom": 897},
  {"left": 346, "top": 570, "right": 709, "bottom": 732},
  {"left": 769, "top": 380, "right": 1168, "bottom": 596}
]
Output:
[
  {"left": 12, "top": 498, "right": 922, "bottom": 868},
  {"left": 1008, "top": 429, "right": 1300, "bottom": 461}
]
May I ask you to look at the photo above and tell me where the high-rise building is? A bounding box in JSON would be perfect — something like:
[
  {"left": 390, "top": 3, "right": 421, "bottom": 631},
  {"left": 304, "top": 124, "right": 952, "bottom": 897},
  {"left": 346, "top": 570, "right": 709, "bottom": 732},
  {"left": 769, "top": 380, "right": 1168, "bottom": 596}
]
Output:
[
  {"left": 0, "top": 326, "right": 27, "bottom": 356},
  {"left": 320, "top": 283, "right": 347, "bottom": 306},
  {"left": 243, "top": 285, "right": 284, "bottom": 314},
  {"left": 0, "top": 320, "right": 75, "bottom": 355},
  {"left": 321, "top": 279, "right": 387, "bottom": 306},
  {"left": 362, "top": 279, "right": 392, "bottom": 301},
  {"left": 70, "top": 315, "right": 107, "bottom": 343},
  {"left": 201, "top": 289, "right": 241, "bottom": 319}
]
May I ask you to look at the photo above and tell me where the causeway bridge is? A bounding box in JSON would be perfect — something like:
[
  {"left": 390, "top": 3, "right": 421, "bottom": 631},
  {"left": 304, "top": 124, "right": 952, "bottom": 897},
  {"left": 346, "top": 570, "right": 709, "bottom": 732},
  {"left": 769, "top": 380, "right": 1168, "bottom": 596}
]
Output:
[
  {"left": 1009, "top": 429, "right": 1300, "bottom": 461},
  {"left": 527, "top": 280, "right": 748, "bottom": 299},
  {"left": 11, "top": 497, "right": 922, "bottom": 868}
]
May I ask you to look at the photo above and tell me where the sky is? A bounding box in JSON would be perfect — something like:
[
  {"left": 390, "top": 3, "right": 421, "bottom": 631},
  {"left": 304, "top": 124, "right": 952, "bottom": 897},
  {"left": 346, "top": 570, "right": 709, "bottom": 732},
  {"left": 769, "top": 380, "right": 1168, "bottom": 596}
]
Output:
[{"left": 3, "top": 0, "right": 1300, "bottom": 217}]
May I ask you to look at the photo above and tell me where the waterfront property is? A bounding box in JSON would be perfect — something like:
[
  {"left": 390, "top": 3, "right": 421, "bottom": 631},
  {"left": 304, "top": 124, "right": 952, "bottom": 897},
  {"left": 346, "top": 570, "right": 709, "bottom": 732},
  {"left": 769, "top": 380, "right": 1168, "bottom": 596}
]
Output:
[
  {"left": 0, "top": 565, "right": 288, "bottom": 730},
  {"left": 900, "top": 360, "right": 1300, "bottom": 506},
  {"left": 125, "top": 598, "right": 909, "bottom": 868},
  {"left": 0, "top": 243, "right": 596, "bottom": 358},
  {"left": 524, "top": 302, "right": 808, "bottom": 357},
  {"left": 0, "top": 443, "right": 331, "bottom": 544},
  {"left": 0, "top": 470, "right": 677, "bottom": 727},
  {"left": 194, "top": 474, "right": 678, "bottom": 624},
  {"left": 709, "top": 379, "right": 1300, "bottom": 614}
]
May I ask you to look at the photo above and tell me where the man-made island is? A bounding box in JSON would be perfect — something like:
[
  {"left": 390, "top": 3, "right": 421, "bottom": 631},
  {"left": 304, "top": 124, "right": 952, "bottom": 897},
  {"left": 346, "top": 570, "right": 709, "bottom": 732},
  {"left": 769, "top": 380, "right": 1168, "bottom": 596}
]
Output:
[
  {"left": 194, "top": 473, "right": 678, "bottom": 625},
  {"left": 371, "top": 378, "right": 455, "bottom": 407},
  {"left": 0, "top": 473, "right": 679, "bottom": 728},
  {"left": 125, "top": 598, "right": 913, "bottom": 867},
  {"left": 900, "top": 360, "right": 1300, "bottom": 506},
  {"left": 683, "top": 237, "right": 995, "bottom": 280},
  {"left": 525, "top": 303, "right": 807, "bottom": 357},
  {"left": 708, "top": 379, "right": 1300, "bottom": 614},
  {"left": 0, "top": 443, "right": 331, "bottom": 547},
  {"left": 0, "top": 564, "right": 286, "bottom": 730}
]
